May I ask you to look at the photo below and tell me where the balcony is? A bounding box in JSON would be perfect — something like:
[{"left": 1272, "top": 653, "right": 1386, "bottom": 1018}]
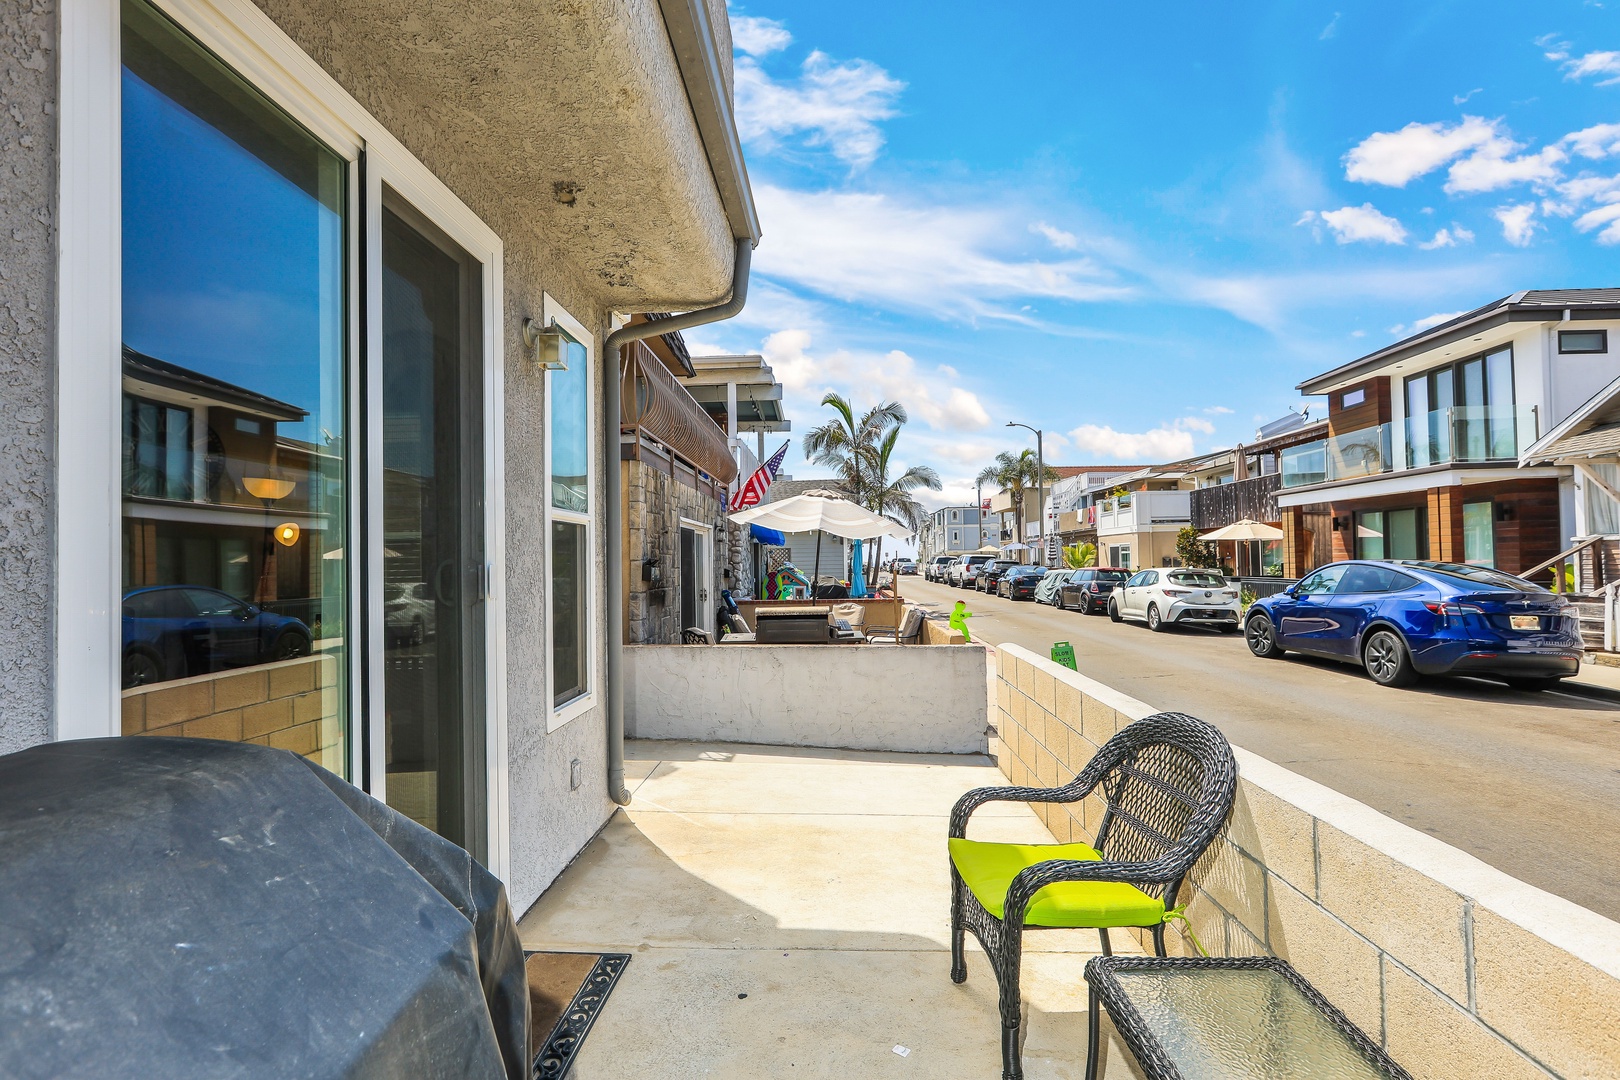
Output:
[
  {"left": 1279, "top": 405, "right": 1538, "bottom": 488},
  {"left": 620, "top": 342, "right": 739, "bottom": 485},
  {"left": 1096, "top": 489, "right": 1190, "bottom": 533}
]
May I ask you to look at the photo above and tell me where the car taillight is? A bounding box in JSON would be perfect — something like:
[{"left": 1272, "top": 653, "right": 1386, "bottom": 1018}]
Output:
[
  {"left": 1424, "top": 602, "right": 1484, "bottom": 617},
  {"left": 1162, "top": 587, "right": 1190, "bottom": 597},
  {"left": 1219, "top": 589, "right": 1237, "bottom": 598},
  {"left": 1087, "top": 583, "right": 1099, "bottom": 592}
]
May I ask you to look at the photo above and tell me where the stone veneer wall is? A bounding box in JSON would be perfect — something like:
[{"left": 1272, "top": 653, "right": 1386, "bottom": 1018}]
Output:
[
  {"left": 121, "top": 654, "right": 342, "bottom": 773},
  {"left": 992, "top": 642, "right": 1620, "bottom": 1080},
  {"left": 622, "top": 457, "right": 727, "bottom": 643}
]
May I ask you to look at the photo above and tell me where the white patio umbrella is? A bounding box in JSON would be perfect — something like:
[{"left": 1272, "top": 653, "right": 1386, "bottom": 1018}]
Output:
[
  {"left": 1197, "top": 519, "right": 1284, "bottom": 541},
  {"left": 731, "top": 494, "right": 909, "bottom": 589},
  {"left": 974, "top": 545, "right": 1000, "bottom": 555}
]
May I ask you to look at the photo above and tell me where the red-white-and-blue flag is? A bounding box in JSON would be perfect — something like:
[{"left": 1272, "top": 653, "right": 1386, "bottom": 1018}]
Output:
[{"left": 731, "top": 441, "right": 790, "bottom": 511}]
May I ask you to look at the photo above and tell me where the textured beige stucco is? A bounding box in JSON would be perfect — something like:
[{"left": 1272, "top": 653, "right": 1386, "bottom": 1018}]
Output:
[
  {"left": 0, "top": 0, "right": 56, "bottom": 754},
  {"left": 252, "top": 0, "right": 736, "bottom": 306}
]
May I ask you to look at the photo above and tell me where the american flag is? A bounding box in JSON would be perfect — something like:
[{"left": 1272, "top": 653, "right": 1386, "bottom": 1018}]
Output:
[{"left": 732, "top": 441, "right": 790, "bottom": 511}]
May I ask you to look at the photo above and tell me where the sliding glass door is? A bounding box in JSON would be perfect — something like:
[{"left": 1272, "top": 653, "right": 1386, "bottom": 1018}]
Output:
[{"left": 379, "top": 200, "right": 486, "bottom": 858}]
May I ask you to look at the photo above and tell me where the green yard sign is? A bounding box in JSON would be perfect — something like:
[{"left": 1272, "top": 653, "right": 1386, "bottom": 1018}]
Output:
[{"left": 1050, "top": 641, "right": 1077, "bottom": 670}]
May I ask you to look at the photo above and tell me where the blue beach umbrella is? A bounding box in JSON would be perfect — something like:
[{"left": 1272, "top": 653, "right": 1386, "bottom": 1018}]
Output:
[{"left": 850, "top": 538, "right": 866, "bottom": 597}]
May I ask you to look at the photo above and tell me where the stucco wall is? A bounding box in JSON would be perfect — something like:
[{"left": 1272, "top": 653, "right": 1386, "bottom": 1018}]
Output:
[
  {"left": 993, "top": 642, "right": 1620, "bottom": 1080},
  {"left": 0, "top": 0, "right": 57, "bottom": 755},
  {"left": 624, "top": 644, "right": 990, "bottom": 754}
]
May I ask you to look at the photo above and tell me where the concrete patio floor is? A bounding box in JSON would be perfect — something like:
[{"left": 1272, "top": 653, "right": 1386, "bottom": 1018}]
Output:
[{"left": 518, "top": 739, "right": 1147, "bottom": 1079}]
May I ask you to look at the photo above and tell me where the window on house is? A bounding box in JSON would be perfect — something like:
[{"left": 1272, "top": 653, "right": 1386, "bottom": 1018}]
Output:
[
  {"left": 1559, "top": 330, "right": 1607, "bottom": 354},
  {"left": 1405, "top": 347, "right": 1515, "bottom": 467},
  {"left": 1356, "top": 508, "right": 1423, "bottom": 561},
  {"left": 1463, "top": 501, "right": 1495, "bottom": 566},
  {"left": 1340, "top": 388, "right": 1365, "bottom": 408},
  {"left": 119, "top": 0, "right": 348, "bottom": 773},
  {"left": 548, "top": 307, "right": 593, "bottom": 720}
]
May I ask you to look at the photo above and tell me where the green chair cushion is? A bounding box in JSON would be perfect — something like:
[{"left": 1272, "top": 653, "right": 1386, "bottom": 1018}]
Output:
[{"left": 949, "top": 837, "right": 1166, "bottom": 929}]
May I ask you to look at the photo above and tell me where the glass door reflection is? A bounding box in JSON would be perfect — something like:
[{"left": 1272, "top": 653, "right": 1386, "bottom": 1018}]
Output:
[{"left": 380, "top": 201, "right": 485, "bottom": 858}]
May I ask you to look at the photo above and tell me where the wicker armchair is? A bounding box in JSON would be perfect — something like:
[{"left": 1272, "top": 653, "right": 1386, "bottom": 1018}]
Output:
[{"left": 948, "top": 712, "right": 1237, "bottom": 1080}]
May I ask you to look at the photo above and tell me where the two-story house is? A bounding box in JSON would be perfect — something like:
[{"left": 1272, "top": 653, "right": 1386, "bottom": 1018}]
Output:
[
  {"left": 921, "top": 504, "right": 997, "bottom": 561},
  {"left": 1276, "top": 290, "right": 1620, "bottom": 582}
]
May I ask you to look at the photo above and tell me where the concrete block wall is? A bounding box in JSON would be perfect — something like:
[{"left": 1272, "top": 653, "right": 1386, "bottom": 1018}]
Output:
[
  {"left": 625, "top": 643, "right": 989, "bottom": 754},
  {"left": 121, "top": 655, "right": 343, "bottom": 773},
  {"left": 992, "top": 642, "right": 1620, "bottom": 1080}
]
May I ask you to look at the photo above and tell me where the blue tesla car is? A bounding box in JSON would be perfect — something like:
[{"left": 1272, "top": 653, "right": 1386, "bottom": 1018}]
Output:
[
  {"left": 122, "top": 585, "right": 313, "bottom": 688},
  {"left": 1243, "top": 560, "right": 1581, "bottom": 691}
]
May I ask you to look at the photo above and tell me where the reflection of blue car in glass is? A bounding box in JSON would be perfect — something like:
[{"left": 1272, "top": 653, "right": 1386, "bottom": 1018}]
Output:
[
  {"left": 122, "top": 585, "right": 313, "bottom": 688},
  {"left": 1244, "top": 560, "right": 1582, "bottom": 690}
]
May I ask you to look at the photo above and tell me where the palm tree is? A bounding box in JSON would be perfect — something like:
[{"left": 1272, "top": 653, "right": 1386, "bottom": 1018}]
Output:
[
  {"left": 976, "top": 449, "right": 1057, "bottom": 556},
  {"left": 802, "top": 393, "right": 907, "bottom": 507},
  {"left": 1062, "top": 541, "right": 1097, "bottom": 569},
  {"left": 864, "top": 425, "right": 941, "bottom": 576}
]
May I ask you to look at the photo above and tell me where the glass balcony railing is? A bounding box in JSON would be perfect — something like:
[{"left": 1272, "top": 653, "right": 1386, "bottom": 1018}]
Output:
[{"left": 1279, "top": 405, "right": 1540, "bottom": 488}]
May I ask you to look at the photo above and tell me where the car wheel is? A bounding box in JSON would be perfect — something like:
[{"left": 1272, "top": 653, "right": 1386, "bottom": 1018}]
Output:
[
  {"left": 1504, "top": 676, "right": 1559, "bottom": 692},
  {"left": 1078, "top": 595, "right": 1092, "bottom": 616},
  {"left": 1108, "top": 599, "right": 1123, "bottom": 623},
  {"left": 273, "top": 630, "right": 311, "bottom": 662},
  {"left": 122, "top": 649, "right": 163, "bottom": 689},
  {"left": 1245, "top": 615, "right": 1285, "bottom": 658},
  {"left": 1147, "top": 603, "right": 1168, "bottom": 632},
  {"left": 1362, "top": 629, "right": 1417, "bottom": 688}
]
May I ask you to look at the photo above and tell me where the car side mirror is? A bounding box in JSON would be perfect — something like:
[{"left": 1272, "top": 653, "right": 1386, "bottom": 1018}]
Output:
[{"left": 1282, "top": 586, "right": 1298, "bottom": 598}]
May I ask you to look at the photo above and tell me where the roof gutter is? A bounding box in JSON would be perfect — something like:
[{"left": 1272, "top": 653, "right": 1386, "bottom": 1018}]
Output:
[{"left": 657, "top": 0, "right": 762, "bottom": 244}]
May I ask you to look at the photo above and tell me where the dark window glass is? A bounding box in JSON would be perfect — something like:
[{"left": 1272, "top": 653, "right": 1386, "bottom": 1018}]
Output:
[
  {"left": 120, "top": 0, "right": 345, "bottom": 771},
  {"left": 1296, "top": 567, "right": 1346, "bottom": 596},
  {"left": 552, "top": 520, "right": 588, "bottom": 706},
  {"left": 1559, "top": 329, "right": 1607, "bottom": 354}
]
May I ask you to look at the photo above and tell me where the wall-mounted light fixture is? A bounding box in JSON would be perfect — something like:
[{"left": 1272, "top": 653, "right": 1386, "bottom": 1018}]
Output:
[
  {"left": 243, "top": 476, "right": 296, "bottom": 501},
  {"left": 1496, "top": 504, "right": 1515, "bottom": 522},
  {"left": 1331, "top": 516, "right": 1345, "bottom": 531},
  {"left": 641, "top": 559, "right": 662, "bottom": 584},
  {"left": 274, "top": 522, "right": 301, "bottom": 547},
  {"left": 522, "top": 317, "right": 580, "bottom": 372}
]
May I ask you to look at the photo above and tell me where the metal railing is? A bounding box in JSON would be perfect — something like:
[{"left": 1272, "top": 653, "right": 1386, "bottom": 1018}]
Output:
[
  {"left": 620, "top": 342, "right": 738, "bottom": 484},
  {"left": 1279, "top": 405, "right": 1538, "bottom": 488}
]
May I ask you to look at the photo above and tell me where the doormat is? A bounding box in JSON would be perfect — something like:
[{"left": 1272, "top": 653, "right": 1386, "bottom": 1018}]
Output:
[{"left": 526, "top": 951, "right": 630, "bottom": 1080}]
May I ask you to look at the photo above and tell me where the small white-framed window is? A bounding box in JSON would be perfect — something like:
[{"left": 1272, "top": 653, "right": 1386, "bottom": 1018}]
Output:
[{"left": 543, "top": 294, "right": 597, "bottom": 730}]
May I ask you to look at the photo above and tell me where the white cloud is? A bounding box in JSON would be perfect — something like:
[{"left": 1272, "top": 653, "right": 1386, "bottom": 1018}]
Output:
[
  {"left": 1203, "top": 405, "right": 1234, "bottom": 415},
  {"left": 1300, "top": 204, "right": 1408, "bottom": 244},
  {"left": 1564, "top": 123, "right": 1620, "bottom": 160},
  {"left": 1418, "top": 225, "right": 1474, "bottom": 249},
  {"left": 734, "top": 50, "right": 903, "bottom": 167},
  {"left": 1065, "top": 418, "right": 1212, "bottom": 461},
  {"left": 1387, "top": 310, "right": 1467, "bottom": 336},
  {"left": 1319, "top": 12, "right": 1341, "bottom": 40},
  {"left": 1494, "top": 202, "right": 1539, "bottom": 246},
  {"left": 1445, "top": 144, "right": 1566, "bottom": 193},
  {"left": 1344, "top": 116, "right": 1504, "bottom": 187},
  {"left": 759, "top": 329, "right": 992, "bottom": 434},
  {"left": 753, "top": 185, "right": 1130, "bottom": 319},
  {"left": 1559, "top": 50, "right": 1620, "bottom": 85},
  {"left": 730, "top": 15, "right": 792, "bottom": 57},
  {"left": 1574, "top": 203, "right": 1620, "bottom": 244},
  {"left": 1453, "top": 88, "right": 1484, "bottom": 105},
  {"left": 1030, "top": 222, "right": 1081, "bottom": 251}
]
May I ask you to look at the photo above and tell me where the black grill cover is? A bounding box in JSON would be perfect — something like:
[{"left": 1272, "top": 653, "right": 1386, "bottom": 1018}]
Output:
[{"left": 0, "top": 737, "right": 528, "bottom": 1080}]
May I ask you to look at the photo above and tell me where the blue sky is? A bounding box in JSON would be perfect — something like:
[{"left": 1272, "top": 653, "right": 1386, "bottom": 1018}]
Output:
[{"left": 694, "top": 0, "right": 1620, "bottom": 508}]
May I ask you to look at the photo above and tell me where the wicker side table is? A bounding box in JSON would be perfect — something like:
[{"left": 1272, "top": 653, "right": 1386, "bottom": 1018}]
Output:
[{"left": 1083, "top": 956, "right": 1412, "bottom": 1080}]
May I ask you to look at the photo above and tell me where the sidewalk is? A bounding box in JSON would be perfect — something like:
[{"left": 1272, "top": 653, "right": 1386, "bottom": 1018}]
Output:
[
  {"left": 1563, "top": 659, "right": 1620, "bottom": 702},
  {"left": 518, "top": 740, "right": 1147, "bottom": 1079}
]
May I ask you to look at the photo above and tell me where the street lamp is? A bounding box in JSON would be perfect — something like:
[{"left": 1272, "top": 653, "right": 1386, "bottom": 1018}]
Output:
[{"left": 1006, "top": 421, "right": 1044, "bottom": 566}]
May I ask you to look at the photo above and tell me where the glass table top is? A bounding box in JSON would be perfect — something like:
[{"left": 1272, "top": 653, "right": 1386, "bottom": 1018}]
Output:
[{"left": 1111, "top": 968, "right": 1399, "bottom": 1079}]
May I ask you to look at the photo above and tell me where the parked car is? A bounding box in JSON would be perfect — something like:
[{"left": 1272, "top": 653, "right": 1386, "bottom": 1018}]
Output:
[
  {"left": 975, "top": 559, "right": 1019, "bottom": 592},
  {"left": 949, "top": 554, "right": 993, "bottom": 587},
  {"left": 122, "top": 585, "right": 313, "bottom": 688},
  {"left": 1108, "top": 568, "right": 1240, "bottom": 632},
  {"left": 1033, "top": 568, "right": 1072, "bottom": 605},
  {"left": 1059, "top": 568, "right": 1131, "bottom": 615},
  {"left": 998, "top": 565, "right": 1047, "bottom": 600},
  {"left": 926, "top": 555, "right": 955, "bottom": 582},
  {"left": 385, "top": 581, "right": 435, "bottom": 646},
  {"left": 1243, "top": 560, "right": 1582, "bottom": 690},
  {"left": 894, "top": 559, "right": 918, "bottom": 576}
]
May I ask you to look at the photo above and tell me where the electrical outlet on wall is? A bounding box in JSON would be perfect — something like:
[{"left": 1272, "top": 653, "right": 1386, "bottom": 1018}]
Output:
[{"left": 570, "top": 758, "right": 582, "bottom": 791}]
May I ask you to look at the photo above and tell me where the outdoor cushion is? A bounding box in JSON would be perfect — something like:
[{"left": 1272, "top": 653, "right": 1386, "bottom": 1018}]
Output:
[{"left": 949, "top": 838, "right": 1166, "bottom": 928}]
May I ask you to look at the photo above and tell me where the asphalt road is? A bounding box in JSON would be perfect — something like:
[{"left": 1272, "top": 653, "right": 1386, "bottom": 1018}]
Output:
[{"left": 902, "top": 575, "right": 1620, "bottom": 921}]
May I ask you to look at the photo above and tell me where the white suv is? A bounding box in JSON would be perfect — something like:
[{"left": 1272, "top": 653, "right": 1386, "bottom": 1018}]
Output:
[
  {"left": 949, "top": 555, "right": 993, "bottom": 588},
  {"left": 1108, "top": 568, "right": 1240, "bottom": 632}
]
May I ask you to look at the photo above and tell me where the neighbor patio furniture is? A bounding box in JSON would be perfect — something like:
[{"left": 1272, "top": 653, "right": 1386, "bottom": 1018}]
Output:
[
  {"left": 681, "top": 627, "right": 713, "bottom": 644},
  {"left": 830, "top": 602, "right": 866, "bottom": 643},
  {"left": 1083, "top": 955, "right": 1412, "bottom": 1080},
  {"left": 948, "top": 712, "right": 1238, "bottom": 1080},
  {"left": 754, "top": 605, "right": 832, "bottom": 644},
  {"left": 865, "top": 605, "right": 925, "bottom": 644}
]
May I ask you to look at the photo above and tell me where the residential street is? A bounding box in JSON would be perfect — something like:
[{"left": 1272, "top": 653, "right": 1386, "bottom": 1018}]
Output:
[{"left": 902, "top": 576, "right": 1620, "bottom": 921}]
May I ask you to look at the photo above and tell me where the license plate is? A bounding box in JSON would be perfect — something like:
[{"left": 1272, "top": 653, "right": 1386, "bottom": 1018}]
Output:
[{"left": 1510, "top": 615, "right": 1540, "bottom": 630}]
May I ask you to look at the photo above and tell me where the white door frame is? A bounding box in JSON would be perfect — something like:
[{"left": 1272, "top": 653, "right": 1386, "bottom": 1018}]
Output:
[{"left": 680, "top": 518, "right": 715, "bottom": 634}]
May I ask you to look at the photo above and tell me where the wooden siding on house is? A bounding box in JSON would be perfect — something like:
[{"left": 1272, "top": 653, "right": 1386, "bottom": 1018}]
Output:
[
  {"left": 1326, "top": 377, "right": 1392, "bottom": 439},
  {"left": 1189, "top": 473, "right": 1282, "bottom": 530}
]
